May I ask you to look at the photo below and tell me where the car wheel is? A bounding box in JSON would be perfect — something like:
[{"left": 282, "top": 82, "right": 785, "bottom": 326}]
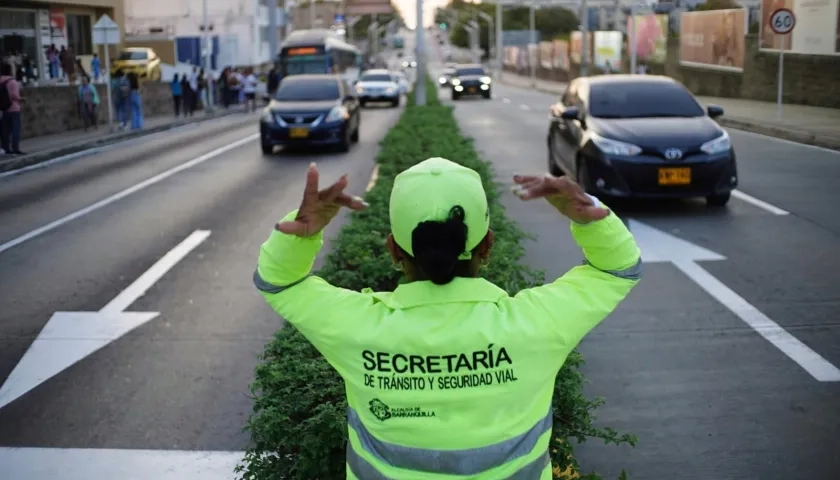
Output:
[
  {"left": 576, "top": 157, "right": 594, "bottom": 193},
  {"left": 337, "top": 130, "right": 351, "bottom": 153},
  {"left": 452, "top": 93, "right": 459, "bottom": 101},
  {"left": 706, "top": 192, "right": 731, "bottom": 207},
  {"left": 351, "top": 123, "right": 360, "bottom": 143},
  {"left": 482, "top": 91, "right": 491, "bottom": 100},
  {"left": 391, "top": 99, "right": 399, "bottom": 107},
  {"left": 261, "top": 143, "right": 273, "bottom": 155},
  {"left": 360, "top": 100, "right": 367, "bottom": 108},
  {"left": 547, "top": 137, "right": 564, "bottom": 177}
]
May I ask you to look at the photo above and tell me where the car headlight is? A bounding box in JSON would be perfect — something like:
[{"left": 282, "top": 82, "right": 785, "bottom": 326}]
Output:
[
  {"left": 410, "top": 61, "right": 417, "bottom": 67},
  {"left": 401, "top": 62, "right": 409, "bottom": 67},
  {"left": 355, "top": 85, "right": 364, "bottom": 94},
  {"left": 589, "top": 131, "right": 642, "bottom": 156},
  {"left": 700, "top": 130, "right": 731, "bottom": 155},
  {"left": 439, "top": 77, "right": 446, "bottom": 83},
  {"left": 385, "top": 87, "right": 395, "bottom": 93},
  {"left": 451, "top": 78, "right": 461, "bottom": 86},
  {"left": 325, "top": 106, "right": 350, "bottom": 123},
  {"left": 260, "top": 108, "right": 274, "bottom": 124},
  {"left": 480, "top": 76, "right": 492, "bottom": 84}
]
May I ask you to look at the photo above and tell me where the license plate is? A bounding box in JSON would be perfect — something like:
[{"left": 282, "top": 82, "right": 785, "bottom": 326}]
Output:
[
  {"left": 658, "top": 167, "right": 691, "bottom": 185},
  {"left": 289, "top": 127, "right": 309, "bottom": 139},
  {"left": 468, "top": 87, "right": 477, "bottom": 93}
]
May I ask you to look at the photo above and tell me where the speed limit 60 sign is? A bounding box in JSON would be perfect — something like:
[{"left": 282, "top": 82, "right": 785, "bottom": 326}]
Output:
[{"left": 770, "top": 8, "right": 796, "bottom": 35}]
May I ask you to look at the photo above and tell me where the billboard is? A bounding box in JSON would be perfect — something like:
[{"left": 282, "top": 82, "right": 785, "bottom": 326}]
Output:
[
  {"left": 627, "top": 13, "right": 668, "bottom": 63},
  {"left": 539, "top": 41, "right": 553, "bottom": 68},
  {"left": 759, "top": 0, "right": 840, "bottom": 55},
  {"left": 680, "top": 9, "right": 746, "bottom": 72},
  {"left": 593, "top": 31, "right": 622, "bottom": 71},
  {"left": 570, "top": 31, "right": 593, "bottom": 64},
  {"left": 344, "top": 0, "right": 392, "bottom": 16},
  {"left": 552, "top": 39, "right": 570, "bottom": 71}
]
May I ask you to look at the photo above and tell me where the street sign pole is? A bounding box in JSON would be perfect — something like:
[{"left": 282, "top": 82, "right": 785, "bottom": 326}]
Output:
[
  {"left": 415, "top": 0, "right": 427, "bottom": 106},
  {"left": 93, "top": 15, "right": 121, "bottom": 132},
  {"left": 769, "top": 8, "right": 795, "bottom": 121}
]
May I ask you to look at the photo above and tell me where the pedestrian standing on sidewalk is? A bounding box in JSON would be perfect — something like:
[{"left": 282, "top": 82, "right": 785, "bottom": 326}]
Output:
[
  {"left": 62, "top": 46, "right": 76, "bottom": 84},
  {"left": 77, "top": 75, "right": 99, "bottom": 131},
  {"left": 243, "top": 68, "right": 258, "bottom": 113},
  {"left": 111, "top": 70, "right": 129, "bottom": 129},
  {"left": 91, "top": 53, "right": 102, "bottom": 82},
  {"left": 171, "top": 73, "right": 182, "bottom": 116},
  {"left": 266, "top": 65, "right": 279, "bottom": 104},
  {"left": 219, "top": 68, "right": 230, "bottom": 109},
  {"left": 197, "top": 69, "right": 208, "bottom": 112},
  {"left": 46, "top": 44, "right": 59, "bottom": 79},
  {"left": 127, "top": 71, "right": 143, "bottom": 130},
  {"left": 181, "top": 75, "right": 194, "bottom": 116},
  {"left": 0, "top": 62, "right": 24, "bottom": 155}
]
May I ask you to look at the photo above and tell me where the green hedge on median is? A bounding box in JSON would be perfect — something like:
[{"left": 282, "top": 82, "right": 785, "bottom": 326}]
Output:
[{"left": 236, "top": 78, "right": 635, "bottom": 480}]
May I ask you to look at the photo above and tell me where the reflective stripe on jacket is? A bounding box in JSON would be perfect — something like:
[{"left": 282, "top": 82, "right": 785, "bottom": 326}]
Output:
[{"left": 255, "top": 209, "right": 641, "bottom": 479}]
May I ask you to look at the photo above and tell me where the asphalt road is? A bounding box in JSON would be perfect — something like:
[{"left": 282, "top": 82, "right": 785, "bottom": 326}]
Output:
[
  {"left": 431, "top": 60, "right": 840, "bottom": 479},
  {"left": 0, "top": 104, "right": 403, "bottom": 463}
]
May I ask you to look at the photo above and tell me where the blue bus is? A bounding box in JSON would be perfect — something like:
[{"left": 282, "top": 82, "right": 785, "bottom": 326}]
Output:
[{"left": 277, "top": 29, "right": 362, "bottom": 84}]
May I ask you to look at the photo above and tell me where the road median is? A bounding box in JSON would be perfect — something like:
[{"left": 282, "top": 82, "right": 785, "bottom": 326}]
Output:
[
  {"left": 0, "top": 108, "right": 254, "bottom": 175},
  {"left": 236, "top": 78, "right": 634, "bottom": 480}
]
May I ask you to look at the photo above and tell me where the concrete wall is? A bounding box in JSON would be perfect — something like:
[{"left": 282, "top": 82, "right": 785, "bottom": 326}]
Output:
[
  {"left": 20, "top": 82, "right": 172, "bottom": 138},
  {"left": 506, "top": 35, "right": 840, "bottom": 109}
]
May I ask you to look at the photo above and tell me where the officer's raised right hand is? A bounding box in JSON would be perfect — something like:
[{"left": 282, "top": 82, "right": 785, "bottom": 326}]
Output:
[{"left": 512, "top": 173, "right": 610, "bottom": 224}]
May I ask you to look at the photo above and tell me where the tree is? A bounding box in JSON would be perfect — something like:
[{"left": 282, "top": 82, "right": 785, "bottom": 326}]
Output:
[
  {"left": 695, "top": 0, "right": 741, "bottom": 11},
  {"left": 442, "top": 4, "right": 577, "bottom": 59}
]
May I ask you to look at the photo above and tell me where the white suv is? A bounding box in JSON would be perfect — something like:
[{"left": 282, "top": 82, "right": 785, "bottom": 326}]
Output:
[{"left": 355, "top": 69, "right": 401, "bottom": 108}]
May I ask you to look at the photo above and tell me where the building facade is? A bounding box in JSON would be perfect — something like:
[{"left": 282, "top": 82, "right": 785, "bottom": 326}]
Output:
[
  {"left": 125, "top": 0, "right": 286, "bottom": 68},
  {"left": 0, "top": 0, "right": 123, "bottom": 84}
]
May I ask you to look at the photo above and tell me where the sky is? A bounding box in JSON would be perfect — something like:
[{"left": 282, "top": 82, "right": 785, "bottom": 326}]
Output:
[{"left": 396, "top": 0, "right": 451, "bottom": 29}]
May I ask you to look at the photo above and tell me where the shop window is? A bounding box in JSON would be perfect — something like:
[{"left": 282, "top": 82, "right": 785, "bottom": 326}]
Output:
[{"left": 66, "top": 13, "right": 93, "bottom": 55}]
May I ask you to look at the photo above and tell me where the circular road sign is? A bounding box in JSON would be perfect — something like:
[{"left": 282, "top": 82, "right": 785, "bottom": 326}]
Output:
[{"left": 770, "top": 8, "right": 796, "bottom": 35}]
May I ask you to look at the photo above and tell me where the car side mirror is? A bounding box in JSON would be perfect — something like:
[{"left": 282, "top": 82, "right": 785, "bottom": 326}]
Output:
[
  {"left": 707, "top": 104, "right": 724, "bottom": 118},
  {"left": 560, "top": 107, "right": 580, "bottom": 121}
]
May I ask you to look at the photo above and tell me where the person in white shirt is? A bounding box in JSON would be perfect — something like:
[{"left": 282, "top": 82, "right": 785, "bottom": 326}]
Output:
[{"left": 242, "top": 69, "right": 258, "bottom": 113}]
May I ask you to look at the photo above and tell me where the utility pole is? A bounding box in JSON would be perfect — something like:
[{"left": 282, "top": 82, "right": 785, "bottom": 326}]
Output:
[
  {"left": 579, "top": 0, "right": 589, "bottom": 77},
  {"left": 415, "top": 0, "right": 427, "bottom": 106},
  {"left": 495, "top": 0, "right": 502, "bottom": 77},
  {"left": 528, "top": 0, "right": 535, "bottom": 86},
  {"left": 309, "top": 0, "right": 315, "bottom": 28},
  {"left": 202, "top": 0, "right": 213, "bottom": 111},
  {"left": 629, "top": 4, "right": 637, "bottom": 74},
  {"left": 268, "top": 0, "right": 279, "bottom": 61}
]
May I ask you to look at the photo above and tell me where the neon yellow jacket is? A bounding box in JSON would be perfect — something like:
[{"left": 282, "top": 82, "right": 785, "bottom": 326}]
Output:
[{"left": 255, "top": 210, "right": 641, "bottom": 480}]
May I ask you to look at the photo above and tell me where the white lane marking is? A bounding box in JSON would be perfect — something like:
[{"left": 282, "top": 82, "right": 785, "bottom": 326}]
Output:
[
  {"left": 365, "top": 164, "right": 380, "bottom": 192},
  {"left": 726, "top": 127, "right": 840, "bottom": 155},
  {"left": 519, "top": 104, "right": 530, "bottom": 110},
  {"left": 0, "top": 447, "right": 243, "bottom": 480},
  {"left": 674, "top": 260, "right": 840, "bottom": 382},
  {"left": 102, "top": 230, "right": 211, "bottom": 313},
  {"left": 632, "top": 219, "right": 840, "bottom": 382},
  {"left": 0, "top": 134, "right": 258, "bottom": 255},
  {"left": 0, "top": 230, "right": 211, "bottom": 410},
  {"left": 731, "top": 190, "right": 790, "bottom": 215},
  {"left": 502, "top": 97, "right": 511, "bottom": 104}
]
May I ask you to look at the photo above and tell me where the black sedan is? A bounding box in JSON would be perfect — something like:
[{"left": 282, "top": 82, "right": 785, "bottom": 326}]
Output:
[
  {"left": 450, "top": 64, "right": 492, "bottom": 100},
  {"left": 260, "top": 74, "right": 361, "bottom": 154},
  {"left": 547, "top": 75, "right": 737, "bottom": 206}
]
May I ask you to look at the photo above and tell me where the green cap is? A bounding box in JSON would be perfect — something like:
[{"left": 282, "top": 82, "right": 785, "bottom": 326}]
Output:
[{"left": 389, "top": 157, "right": 490, "bottom": 259}]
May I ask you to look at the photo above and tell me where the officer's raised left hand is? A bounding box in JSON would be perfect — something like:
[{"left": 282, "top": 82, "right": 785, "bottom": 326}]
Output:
[{"left": 277, "top": 163, "right": 369, "bottom": 237}]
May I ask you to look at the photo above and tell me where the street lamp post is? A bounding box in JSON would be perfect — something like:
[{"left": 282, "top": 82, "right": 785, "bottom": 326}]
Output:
[
  {"left": 579, "top": 0, "right": 589, "bottom": 77},
  {"left": 495, "top": 1, "right": 503, "bottom": 77},
  {"left": 474, "top": 10, "right": 494, "bottom": 70},
  {"left": 528, "top": 0, "right": 536, "bottom": 86},
  {"left": 465, "top": 22, "right": 479, "bottom": 63},
  {"left": 415, "top": 0, "right": 426, "bottom": 106},
  {"left": 202, "top": 0, "right": 213, "bottom": 111}
]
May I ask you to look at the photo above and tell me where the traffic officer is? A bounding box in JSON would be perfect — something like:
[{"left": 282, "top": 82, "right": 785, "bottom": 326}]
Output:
[{"left": 254, "top": 158, "right": 642, "bottom": 479}]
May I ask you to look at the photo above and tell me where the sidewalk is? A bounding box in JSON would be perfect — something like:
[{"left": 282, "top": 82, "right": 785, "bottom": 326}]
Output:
[
  {"left": 499, "top": 72, "right": 840, "bottom": 151},
  {"left": 0, "top": 106, "right": 249, "bottom": 174}
]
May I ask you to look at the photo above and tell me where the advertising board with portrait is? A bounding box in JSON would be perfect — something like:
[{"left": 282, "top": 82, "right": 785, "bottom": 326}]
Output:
[
  {"left": 760, "top": 0, "right": 840, "bottom": 55},
  {"left": 627, "top": 14, "right": 668, "bottom": 63},
  {"left": 680, "top": 8, "right": 746, "bottom": 72},
  {"left": 552, "top": 39, "right": 570, "bottom": 71},
  {"left": 594, "top": 31, "right": 622, "bottom": 72},
  {"left": 539, "top": 41, "right": 553, "bottom": 69},
  {"left": 570, "top": 31, "right": 593, "bottom": 64}
]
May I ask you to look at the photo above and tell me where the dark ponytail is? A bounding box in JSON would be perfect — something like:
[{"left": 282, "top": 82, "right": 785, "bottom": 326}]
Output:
[{"left": 411, "top": 206, "right": 469, "bottom": 285}]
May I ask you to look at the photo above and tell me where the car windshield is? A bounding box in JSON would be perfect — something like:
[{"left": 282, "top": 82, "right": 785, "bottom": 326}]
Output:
[
  {"left": 456, "top": 67, "right": 485, "bottom": 76},
  {"left": 589, "top": 82, "right": 705, "bottom": 119},
  {"left": 118, "top": 51, "right": 147, "bottom": 61},
  {"left": 443, "top": 68, "right": 455, "bottom": 75},
  {"left": 360, "top": 73, "right": 393, "bottom": 82},
  {"left": 275, "top": 79, "right": 340, "bottom": 101}
]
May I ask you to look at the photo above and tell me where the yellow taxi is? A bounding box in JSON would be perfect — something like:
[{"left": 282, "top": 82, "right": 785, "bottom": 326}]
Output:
[{"left": 111, "top": 47, "right": 162, "bottom": 81}]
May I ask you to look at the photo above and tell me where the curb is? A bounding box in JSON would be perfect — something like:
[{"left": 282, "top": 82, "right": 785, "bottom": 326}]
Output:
[
  {"left": 497, "top": 76, "right": 840, "bottom": 152},
  {"left": 0, "top": 108, "right": 251, "bottom": 174}
]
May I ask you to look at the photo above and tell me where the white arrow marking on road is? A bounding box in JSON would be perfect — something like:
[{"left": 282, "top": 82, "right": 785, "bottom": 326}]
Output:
[
  {"left": 0, "top": 447, "right": 242, "bottom": 479},
  {"left": 630, "top": 220, "right": 840, "bottom": 382},
  {"left": 0, "top": 230, "right": 211, "bottom": 410}
]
